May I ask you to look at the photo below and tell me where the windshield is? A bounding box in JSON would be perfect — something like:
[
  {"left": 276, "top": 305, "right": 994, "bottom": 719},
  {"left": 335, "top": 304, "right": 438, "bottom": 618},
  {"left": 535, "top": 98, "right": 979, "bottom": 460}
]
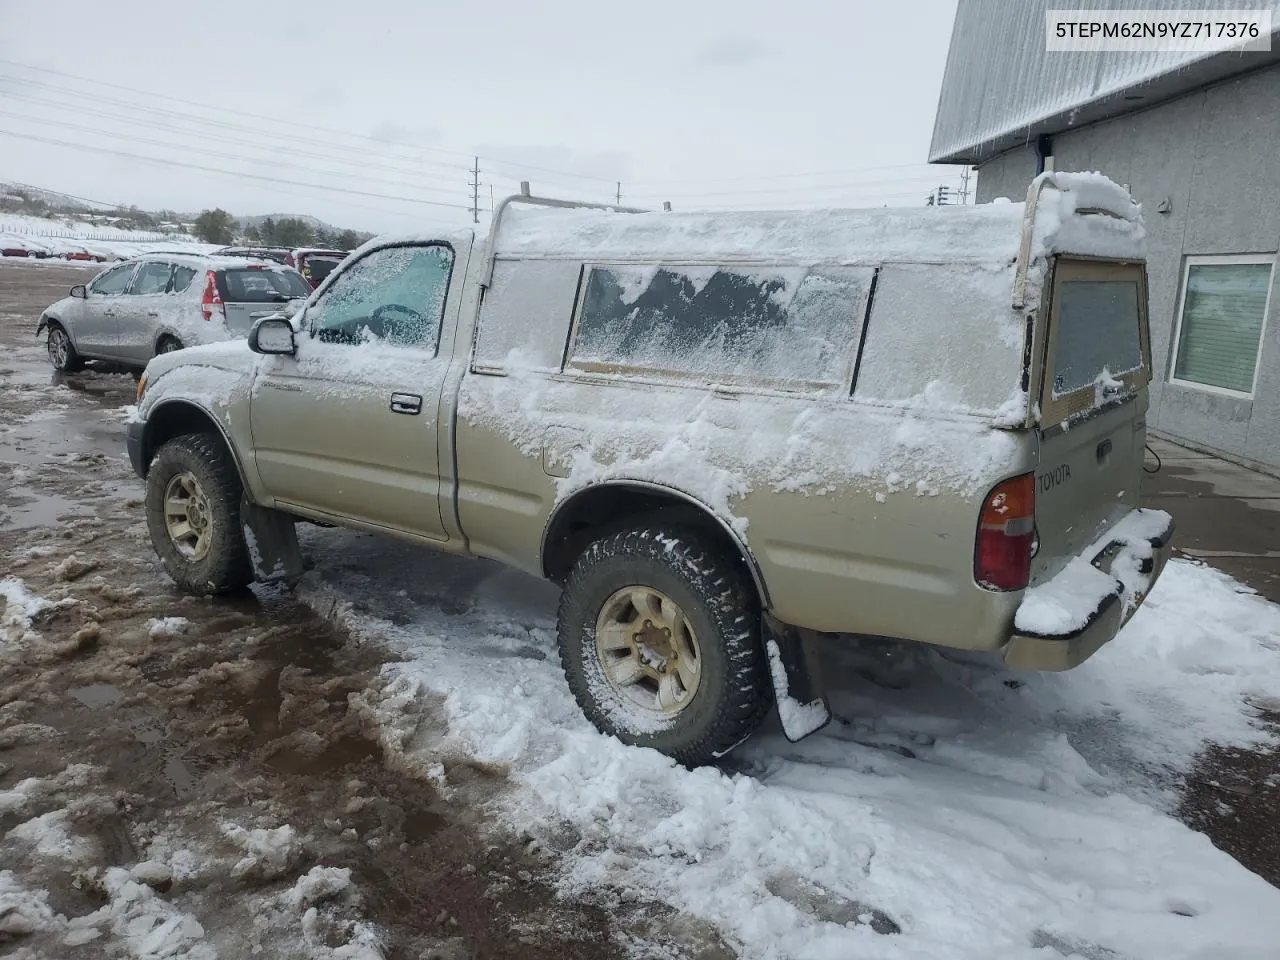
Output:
[{"left": 219, "top": 267, "right": 311, "bottom": 303}]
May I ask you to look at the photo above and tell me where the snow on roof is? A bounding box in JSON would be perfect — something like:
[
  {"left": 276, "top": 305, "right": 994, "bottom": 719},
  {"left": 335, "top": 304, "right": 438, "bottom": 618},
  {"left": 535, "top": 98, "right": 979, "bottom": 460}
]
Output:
[
  {"left": 128, "top": 252, "right": 301, "bottom": 270},
  {"left": 497, "top": 203, "right": 1027, "bottom": 266},
  {"left": 493, "top": 173, "right": 1143, "bottom": 267}
]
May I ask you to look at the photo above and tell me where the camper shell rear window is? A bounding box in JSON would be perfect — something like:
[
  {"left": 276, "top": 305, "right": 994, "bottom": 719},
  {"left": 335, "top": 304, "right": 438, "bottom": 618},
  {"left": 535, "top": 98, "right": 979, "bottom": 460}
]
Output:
[{"left": 1040, "top": 258, "right": 1150, "bottom": 427}]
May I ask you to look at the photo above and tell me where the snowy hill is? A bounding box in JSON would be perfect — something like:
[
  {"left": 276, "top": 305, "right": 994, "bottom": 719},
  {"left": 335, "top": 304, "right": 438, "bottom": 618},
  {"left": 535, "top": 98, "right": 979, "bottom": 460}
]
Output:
[{"left": 0, "top": 212, "right": 213, "bottom": 263}]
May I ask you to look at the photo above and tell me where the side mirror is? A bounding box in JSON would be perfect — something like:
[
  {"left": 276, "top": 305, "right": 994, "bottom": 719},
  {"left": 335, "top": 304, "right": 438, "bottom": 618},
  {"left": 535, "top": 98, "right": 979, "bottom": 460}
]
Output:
[
  {"left": 70, "top": 284, "right": 87, "bottom": 299},
  {"left": 248, "top": 316, "right": 296, "bottom": 356}
]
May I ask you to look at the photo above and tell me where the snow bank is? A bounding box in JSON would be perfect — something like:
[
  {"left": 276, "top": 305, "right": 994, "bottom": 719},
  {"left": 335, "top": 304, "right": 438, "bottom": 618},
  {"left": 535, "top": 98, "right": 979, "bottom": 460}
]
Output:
[
  {"left": 0, "top": 871, "right": 59, "bottom": 939},
  {"left": 297, "top": 526, "right": 1280, "bottom": 960}
]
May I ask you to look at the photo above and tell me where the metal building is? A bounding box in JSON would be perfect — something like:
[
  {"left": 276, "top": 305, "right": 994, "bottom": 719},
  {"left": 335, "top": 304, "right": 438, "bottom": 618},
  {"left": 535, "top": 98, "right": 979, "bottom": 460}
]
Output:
[{"left": 931, "top": 0, "right": 1280, "bottom": 473}]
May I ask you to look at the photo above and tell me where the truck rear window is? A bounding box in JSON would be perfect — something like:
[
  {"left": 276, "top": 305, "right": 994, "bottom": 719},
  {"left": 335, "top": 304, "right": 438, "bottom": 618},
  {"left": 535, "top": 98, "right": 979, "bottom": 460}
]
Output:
[
  {"left": 220, "top": 268, "right": 310, "bottom": 302},
  {"left": 569, "top": 264, "right": 872, "bottom": 387},
  {"left": 1052, "top": 280, "right": 1143, "bottom": 396}
]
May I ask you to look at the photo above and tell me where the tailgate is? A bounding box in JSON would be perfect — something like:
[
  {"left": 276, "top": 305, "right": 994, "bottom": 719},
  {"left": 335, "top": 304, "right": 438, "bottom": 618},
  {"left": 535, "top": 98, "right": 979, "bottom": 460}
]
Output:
[
  {"left": 1032, "top": 402, "right": 1143, "bottom": 583},
  {"left": 1031, "top": 257, "right": 1151, "bottom": 584}
]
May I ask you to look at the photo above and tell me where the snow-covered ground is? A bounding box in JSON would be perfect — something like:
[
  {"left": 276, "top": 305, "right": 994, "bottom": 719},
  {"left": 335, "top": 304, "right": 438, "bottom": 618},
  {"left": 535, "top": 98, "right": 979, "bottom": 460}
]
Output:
[
  {"left": 297, "top": 529, "right": 1280, "bottom": 960},
  {"left": 0, "top": 212, "right": 214, "bottom": 263}
]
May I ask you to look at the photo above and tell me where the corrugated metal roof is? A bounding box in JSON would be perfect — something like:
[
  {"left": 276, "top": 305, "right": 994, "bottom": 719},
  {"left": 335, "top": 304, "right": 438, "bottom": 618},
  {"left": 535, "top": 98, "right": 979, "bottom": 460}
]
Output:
[{"left": 930, "top": 0, "right": 1280, "bottom": 163}]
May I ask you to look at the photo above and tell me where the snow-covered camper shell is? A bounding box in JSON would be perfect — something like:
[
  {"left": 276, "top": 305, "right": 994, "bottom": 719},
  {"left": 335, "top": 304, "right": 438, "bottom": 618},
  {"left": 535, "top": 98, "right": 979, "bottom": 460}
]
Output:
[{"left": 462, "top": 172, "right": 1170, "bottom": 671}]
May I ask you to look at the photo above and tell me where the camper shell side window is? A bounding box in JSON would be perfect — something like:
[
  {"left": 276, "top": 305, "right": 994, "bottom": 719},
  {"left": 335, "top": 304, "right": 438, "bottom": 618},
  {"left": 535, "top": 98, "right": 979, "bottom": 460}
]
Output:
[{"left": 564, "top": 262, "right": 874, "bottom": 392}]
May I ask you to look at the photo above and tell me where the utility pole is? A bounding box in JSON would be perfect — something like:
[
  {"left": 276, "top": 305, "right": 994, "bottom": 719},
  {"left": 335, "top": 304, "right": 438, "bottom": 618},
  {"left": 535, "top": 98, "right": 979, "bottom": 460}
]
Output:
[
  {"left": 616, "top": 181, "right": 622, "bottom": 205},
  {"left": 469, "top": 157, "right": 480, "bottom": 224},
  {"left": 960, "top": 166, "right": 972, "bottom": 204}
]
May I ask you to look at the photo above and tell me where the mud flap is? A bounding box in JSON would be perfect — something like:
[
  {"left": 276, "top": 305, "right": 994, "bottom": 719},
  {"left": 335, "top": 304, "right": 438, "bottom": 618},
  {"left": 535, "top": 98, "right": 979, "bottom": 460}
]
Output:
[
  {"left": 240, "top": 497, "right": 304, "bottom": 586},
  {"left": 764, "top": 615, "right": 831, "bottom": 742}
]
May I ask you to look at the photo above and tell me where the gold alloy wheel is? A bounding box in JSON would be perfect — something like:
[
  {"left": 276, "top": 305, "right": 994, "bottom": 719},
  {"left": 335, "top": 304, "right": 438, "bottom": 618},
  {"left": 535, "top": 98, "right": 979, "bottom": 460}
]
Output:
[
  {"left": 594, "top": 585, "right": 702, "bottom": 715},
  {"left": 163, "top": 471, "right": 214, "bottom": 561}
]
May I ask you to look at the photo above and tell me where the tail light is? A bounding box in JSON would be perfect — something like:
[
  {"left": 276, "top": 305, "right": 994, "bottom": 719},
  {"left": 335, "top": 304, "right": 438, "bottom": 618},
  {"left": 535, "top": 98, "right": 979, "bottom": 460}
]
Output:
[
  {"left": 975, "top": 473, "right": 1036, "bottom": 591},
  {"left": 200, "top": 271, "right": 224, "bottom": 323}
]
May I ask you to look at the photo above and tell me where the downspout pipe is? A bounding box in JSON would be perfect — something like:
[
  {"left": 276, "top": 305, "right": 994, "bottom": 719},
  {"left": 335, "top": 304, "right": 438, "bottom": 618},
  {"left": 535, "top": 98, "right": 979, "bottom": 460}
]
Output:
[{"left": 1035, "top": 135, "right": 1054, "bottom": 175}]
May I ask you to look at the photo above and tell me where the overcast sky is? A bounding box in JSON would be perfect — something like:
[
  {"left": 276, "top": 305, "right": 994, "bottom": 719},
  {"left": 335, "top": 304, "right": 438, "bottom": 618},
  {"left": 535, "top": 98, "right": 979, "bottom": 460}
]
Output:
[{"left": 0, "top": 0, "right": 962, "bottom": 233}]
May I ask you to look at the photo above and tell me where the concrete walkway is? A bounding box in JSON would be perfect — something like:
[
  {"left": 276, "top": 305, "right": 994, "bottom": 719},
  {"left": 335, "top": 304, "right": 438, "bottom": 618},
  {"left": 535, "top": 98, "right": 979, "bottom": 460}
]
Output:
[{"left": 1141, "top": 437, "right": 1280, "bottom": 603}]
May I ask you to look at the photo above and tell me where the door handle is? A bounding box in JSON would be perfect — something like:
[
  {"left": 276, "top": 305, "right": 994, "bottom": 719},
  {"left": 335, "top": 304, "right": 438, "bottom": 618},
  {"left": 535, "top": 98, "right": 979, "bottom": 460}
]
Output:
[{"left": 390, "top": 393, "right": 422, "bottom": 415}]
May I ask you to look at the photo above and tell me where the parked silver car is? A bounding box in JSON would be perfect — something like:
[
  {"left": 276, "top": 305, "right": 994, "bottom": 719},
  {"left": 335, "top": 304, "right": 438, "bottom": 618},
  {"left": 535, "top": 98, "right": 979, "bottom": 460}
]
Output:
[{"left": 36, "top": 254, "right": 311, "bottom": 372}]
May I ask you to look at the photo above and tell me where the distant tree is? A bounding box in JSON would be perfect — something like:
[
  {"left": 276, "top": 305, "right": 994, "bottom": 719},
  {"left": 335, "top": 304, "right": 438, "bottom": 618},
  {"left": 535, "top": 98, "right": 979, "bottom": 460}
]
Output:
[
  {"left": 243, "top": 223, "right": 262, "bottom": 243},
  {"left": 336, "top": 229, "right": 363, "bottom": 251},
  {"left": 193, "top": 208, "right": 237, "bottom": 245},
  {"left": 259, "top": 217, "right": 278, "bottom": 244},
  {"left": 273, "top": 217, "right": 315, "bottom": 247},
  {"left": 313, "top": 227, "right": 335, "bottom": 248}
]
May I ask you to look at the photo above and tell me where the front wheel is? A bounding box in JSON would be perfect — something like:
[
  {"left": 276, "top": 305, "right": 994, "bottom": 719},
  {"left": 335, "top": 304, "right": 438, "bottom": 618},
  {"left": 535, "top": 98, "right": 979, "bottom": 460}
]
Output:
[
  {"left": 557, "top": 526, "right": 772, "bottom": 765},
  {"left": 144, "top": 434, "right": 253, "bottom": 595},
  {"left": 46, "top": 323, "right": 84, "bottom": 372}
]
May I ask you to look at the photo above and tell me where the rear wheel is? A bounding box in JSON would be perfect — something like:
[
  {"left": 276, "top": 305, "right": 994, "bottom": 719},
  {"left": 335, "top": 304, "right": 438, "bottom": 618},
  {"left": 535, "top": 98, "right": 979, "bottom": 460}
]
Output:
[
  {"left": 557, "top": 526, "right": 771, "bottom": 765},
  {"left": 145, "top": 434, "right": 252, "bottom": 595},
  {"left": 156, "top": 336, "right": 184, "bottom": 356},
  {"left": 46, "top": 323, "right": 84, "bottom": 372}
]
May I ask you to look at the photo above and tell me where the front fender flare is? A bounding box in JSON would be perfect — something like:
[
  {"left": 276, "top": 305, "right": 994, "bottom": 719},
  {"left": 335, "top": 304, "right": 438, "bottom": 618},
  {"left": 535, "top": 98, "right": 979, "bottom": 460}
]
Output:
[{"left": 138, "top": 396, "right": 255, "bottom": 497}]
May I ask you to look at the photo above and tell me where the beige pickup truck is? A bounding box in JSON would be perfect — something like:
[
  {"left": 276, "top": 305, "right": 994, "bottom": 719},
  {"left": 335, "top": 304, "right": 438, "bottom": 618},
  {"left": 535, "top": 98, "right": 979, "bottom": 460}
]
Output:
[{"left": 126, "top": 172, "right": 1173, "bottom": 764}]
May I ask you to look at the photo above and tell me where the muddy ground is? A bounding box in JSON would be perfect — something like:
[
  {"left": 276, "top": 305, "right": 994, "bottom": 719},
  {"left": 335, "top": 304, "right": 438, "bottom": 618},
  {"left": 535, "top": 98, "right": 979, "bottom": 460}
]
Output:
[{"left": 0, "top": 263, "right": 717, "bottom": 959}]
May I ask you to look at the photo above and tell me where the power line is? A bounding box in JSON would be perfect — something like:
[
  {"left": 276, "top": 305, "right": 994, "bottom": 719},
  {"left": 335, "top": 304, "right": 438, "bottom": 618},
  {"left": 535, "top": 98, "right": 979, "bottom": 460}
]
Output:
[
  {"left": 0, "top": 76, "right": 473, "bottom": 182},
  {"left": 625, "top": 175, "right": 964, "bottom": 202},
  {"left": 0, "top": 130, "right": 473, "bottom": 211},
  {"left": 625, "top": 162, "right": 955, "bottom": 186},
  {"left": 0, "top": 110, "right": 474, "bottom": 204},
  {"left": 0, "top": 59, "right": 622, "bottom": 185},
  {"left": 0, "top": 89, "right": 471, "bottom": 190}
]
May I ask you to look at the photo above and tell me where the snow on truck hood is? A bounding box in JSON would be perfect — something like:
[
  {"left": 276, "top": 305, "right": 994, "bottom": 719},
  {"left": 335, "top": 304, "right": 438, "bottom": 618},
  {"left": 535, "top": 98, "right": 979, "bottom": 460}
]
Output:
[{"left": 144, "top": 340, "right": 257, "bottom": 381}]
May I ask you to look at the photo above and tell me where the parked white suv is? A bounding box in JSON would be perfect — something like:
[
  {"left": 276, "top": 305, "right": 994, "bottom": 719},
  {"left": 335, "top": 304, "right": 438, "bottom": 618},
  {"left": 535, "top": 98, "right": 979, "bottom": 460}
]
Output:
[{"left": 37, "top": 254, "right": 310, "bottom": 372}]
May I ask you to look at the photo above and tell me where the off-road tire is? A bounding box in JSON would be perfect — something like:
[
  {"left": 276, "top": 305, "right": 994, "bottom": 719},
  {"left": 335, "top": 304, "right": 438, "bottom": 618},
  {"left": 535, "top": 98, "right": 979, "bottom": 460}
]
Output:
[
  {"left": 46, "top": 322, "right": 85, "bottom": 372},
  {"left": 558, "top": 526, "right": 771, "bottom": 765},
  {"left": 145, "top": 433, "right": 253, "bottom": 595}
]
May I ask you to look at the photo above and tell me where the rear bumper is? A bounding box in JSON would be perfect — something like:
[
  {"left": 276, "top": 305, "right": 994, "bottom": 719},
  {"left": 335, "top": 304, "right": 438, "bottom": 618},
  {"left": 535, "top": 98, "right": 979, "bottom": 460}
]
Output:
[{"left": 1004, "top": 509, "right": 1175, "bottom": 671}]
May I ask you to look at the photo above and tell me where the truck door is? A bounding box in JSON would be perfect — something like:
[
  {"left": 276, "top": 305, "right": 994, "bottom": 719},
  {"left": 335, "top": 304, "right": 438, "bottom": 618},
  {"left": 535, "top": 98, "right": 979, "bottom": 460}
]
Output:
[{"left": 248, "top": 239, "right": 469, "bottom": 542}]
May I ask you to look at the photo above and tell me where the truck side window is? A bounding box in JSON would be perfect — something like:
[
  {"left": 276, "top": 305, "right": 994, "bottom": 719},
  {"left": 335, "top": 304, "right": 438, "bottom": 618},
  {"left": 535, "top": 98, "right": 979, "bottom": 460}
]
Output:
[{"left": 308, "top": 244, "right": 453, "bottom": 353}]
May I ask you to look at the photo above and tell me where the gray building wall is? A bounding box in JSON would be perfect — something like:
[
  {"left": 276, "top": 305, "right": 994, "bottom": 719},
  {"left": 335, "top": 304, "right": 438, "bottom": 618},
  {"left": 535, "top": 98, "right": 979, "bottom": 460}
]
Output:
[{"left": 975, "top": 65, "right": 1280, "bottom": 473}]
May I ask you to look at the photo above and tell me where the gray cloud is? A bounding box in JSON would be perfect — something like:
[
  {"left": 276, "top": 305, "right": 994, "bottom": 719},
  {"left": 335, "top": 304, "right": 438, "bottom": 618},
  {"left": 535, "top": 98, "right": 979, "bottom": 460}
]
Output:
[{"left": 695, "top": 36, "right": 770, "bottom": 67}]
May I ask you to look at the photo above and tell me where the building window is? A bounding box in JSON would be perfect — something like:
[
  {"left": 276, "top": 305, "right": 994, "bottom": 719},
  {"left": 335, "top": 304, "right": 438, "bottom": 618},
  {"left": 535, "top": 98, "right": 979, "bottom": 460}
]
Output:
[{"left": 1171, "top": 255, "right": 1274, "bottom": 398}]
